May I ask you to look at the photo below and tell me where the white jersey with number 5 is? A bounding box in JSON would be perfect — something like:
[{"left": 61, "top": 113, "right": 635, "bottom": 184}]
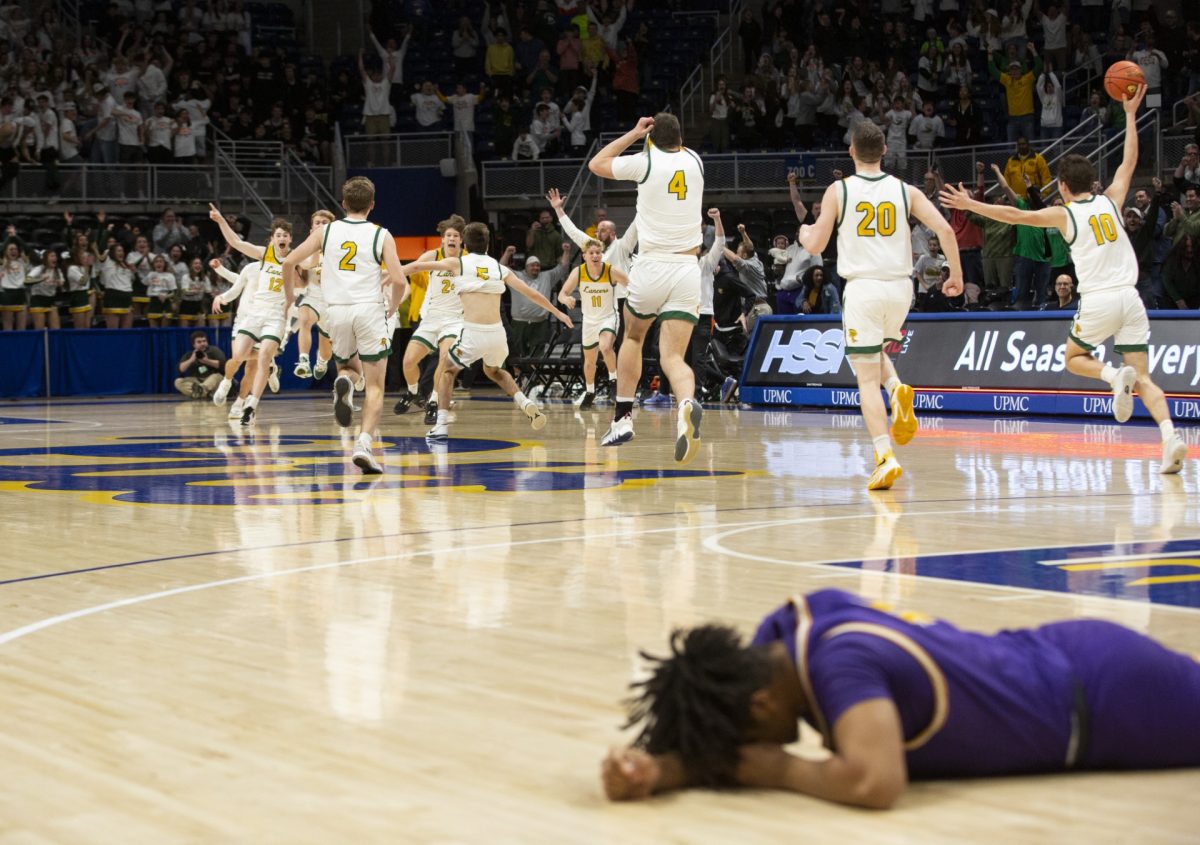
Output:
[
  {"left": 1063, "top": 194, "right": 1137, "bottom": 296},
  {"left": 836, "top": 173, "right": 913, "bottom": 283},
  {"left": 610, "top": 140, "right": 704, "bottom": 253},
  {"left": 321, "top": 218, "right": 387, "bottom": 305}
]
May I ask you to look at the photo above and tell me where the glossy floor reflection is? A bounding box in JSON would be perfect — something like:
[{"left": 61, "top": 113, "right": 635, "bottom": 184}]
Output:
[{"left": 0, "top": 393, "right": 1197, "bottom": 843}]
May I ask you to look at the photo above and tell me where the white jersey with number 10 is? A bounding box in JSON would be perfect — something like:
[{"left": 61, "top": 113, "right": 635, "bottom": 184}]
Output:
[
  {"left": 320, "top": 218, "right": 387, "bottom": 306},
  {"left": 835, "top": 173, "right": 913, "bottom": 283},
  {"left": 1063, "top": 194, "right": 1139, "bottom": 296},
  {"left": 610, "top": 140, "right": 704, "bottom": 254}
]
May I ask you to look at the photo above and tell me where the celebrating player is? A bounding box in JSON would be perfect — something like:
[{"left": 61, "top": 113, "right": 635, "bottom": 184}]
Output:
[
  {"left": 799, "top": 121, "right": 963, "bottom": 490},
  {"left": 556, "top": 238, "right": 629, "bottom": 409},
  {"left": 940, "top": 84, "right": 1186, "bottom": 474},
  {"left": 291, "top": 209, "right": 337, "bottom": 381}
]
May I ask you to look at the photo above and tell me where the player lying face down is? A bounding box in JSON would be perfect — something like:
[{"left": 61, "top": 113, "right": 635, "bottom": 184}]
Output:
[{"left": 602, "top": 589, "right": 1200, "bottom": 809}]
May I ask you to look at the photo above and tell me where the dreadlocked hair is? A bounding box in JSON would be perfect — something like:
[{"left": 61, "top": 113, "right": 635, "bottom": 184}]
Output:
[{"left": 623, "top": 625, "right": 774, "bottom": 788}]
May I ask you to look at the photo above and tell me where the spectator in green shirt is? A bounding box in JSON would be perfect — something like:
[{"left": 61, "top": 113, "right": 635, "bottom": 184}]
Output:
[{"left": 992, "top": 164, "right": 1049, "bottom": 308}]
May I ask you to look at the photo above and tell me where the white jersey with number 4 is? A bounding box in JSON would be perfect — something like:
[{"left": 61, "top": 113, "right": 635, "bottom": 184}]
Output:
[
  {"left": 1063, "top": 194, "right": 1138, "bottom": 296},
  {"left": 610, "top": 140, "right": 704, "bottom": 254},
  {"left": 321, "top": 218, "right": 387, "bottom": 305},
  {"left": 836, "top": 173, "right": 913, "bottom": 283}
]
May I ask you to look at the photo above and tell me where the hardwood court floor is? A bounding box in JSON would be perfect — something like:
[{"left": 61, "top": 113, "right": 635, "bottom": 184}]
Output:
[{"left": 0, "top": 392, "right": 1197, "bottom": 844}]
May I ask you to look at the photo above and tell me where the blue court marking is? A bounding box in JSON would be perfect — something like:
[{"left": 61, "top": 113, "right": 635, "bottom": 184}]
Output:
[
  {"left": 0, "top": 416, "right": 67, "bottom": 425},
  {"left": 830, "top": 539, "right": 1200, "bottom": 609}
]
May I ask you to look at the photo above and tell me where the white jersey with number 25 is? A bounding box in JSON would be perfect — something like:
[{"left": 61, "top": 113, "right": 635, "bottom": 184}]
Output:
[{"left": 610, "top": 140, "right": 704, "bottom": 254}]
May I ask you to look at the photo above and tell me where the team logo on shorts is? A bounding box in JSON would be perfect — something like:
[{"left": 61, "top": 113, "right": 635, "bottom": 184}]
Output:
[
  {"left": 848, "top": 328, "right": 858, "bottom": 343},
  {"left": 0, "top": 436, "right": 743, "bottom": 506}
]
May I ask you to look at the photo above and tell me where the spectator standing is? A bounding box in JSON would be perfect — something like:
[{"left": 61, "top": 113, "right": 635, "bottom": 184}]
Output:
[
  {"left": 451, "top": 16, "right": 481, "bottom": 78},
  {"left": 989, "top": 42, "right": 1041, "bottom": 142},
  {"left": 947, "top": 85, "right": 981, "bottom": 145},
  {"left": 1129, "top": 31, "right": 1168, "bottom": 109},
  {"left": 152, "top": 209, "right": 187, "bottom": 254},
  {"left": 513, "top": 28, "right": 546, "bottom": 82},
  {"left": 525, "top": 209, "right": 564, "bottom": 266},
  {"left": 512, "top": 126, "right": 539, "bottom": 160},
  {"left": 969, "top": 183, "right": 1018, "bottom": 304},
  {"left": 1174, "top": 143, "right": 1200, "bottom": 195},
  {"left": 175, "top": 331, "right": 227, "bottom": 398},
  {"left": 738, "top": 8, "right": 762, "bottom": 75},
  {"left": 34, "top": 94, "right": 60, "bottom": 195},
  {"left": 0, "top": 232, "right": 29, "bottom": 331},
  {"left": 441, "top": 83, "right": 487, "bottom": 139},
  {"left": 611, "top": 40, "right": 639, "bottom": 125},
  {"left": 556, "top": 26, "right": 583, "bottom": 96},
  {"left": 411, "top": 81, "right": 446, "bottom": 129},
  {"left": 721, "top": 223, "right": 767, "bottom": 301},
  {"left": 909, "top": 102, "right": 944, "bottom": 151},
  {"left": 145, "top": 102, "right": 174, "bottom": 164},
  {"left": 484, "top": 28, "right": 516, "bottom": 97},
  {"left": 493, "top": 95, "right": 517, "bottom": 157},
  {"left": 27, "top": 250, "right": 65, "bottom": 330},
  {"left": 775, "top": 227, "right": 822, "bottom": 314},
  {"left": 89, "top": 84, "right": 118, "bottom": 164},
  {"left": 66, "top": 247, "right": 97, "bottom": 329},
  {"left": 993, "top": 166, "right": 1051, "bottom": 308},
  {"left": 1003, "top": 135, "right": 1051, "bottom": 195},
  {"left": 563, "top": 73, "right": 597, "bottom": 154},
  {"left": 1036, "top": 69, "right": 1062, "bottom": 140},
  {"left": 505, "top": 244, "right": 571, "bottom": 359},
  {"left": 145, "top": 254, "right": 177, "bottom": 326},
  {"left": 359, "top": 49, "right": 394, "bottom": 135},
  {"left": 58, "top": 103, "right": 81, "bottom": 165},
  {"left": 1037, "top": 2, "right": 1069, "bottom": 71},
  {"left": 883, "top": 96, "right": 912, "bottom": 174}
]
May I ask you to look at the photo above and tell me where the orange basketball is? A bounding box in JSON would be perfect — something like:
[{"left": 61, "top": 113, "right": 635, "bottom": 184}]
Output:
[{"left": 1104, "top": 61, "right": 1145, "bottom": 101}]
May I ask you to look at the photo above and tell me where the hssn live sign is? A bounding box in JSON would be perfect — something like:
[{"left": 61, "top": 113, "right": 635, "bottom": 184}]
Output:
[{"left": 739, "top": 315, "right": 1200, "bottom": 419}]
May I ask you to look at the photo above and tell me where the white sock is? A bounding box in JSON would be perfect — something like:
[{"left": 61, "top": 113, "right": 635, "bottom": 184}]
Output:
[
  {"left": 430, "top": 389, "right": 439, "bottom": 403},
  {"left": 513, "top": 390, "right": 528, "bottom": 407},
  {"left": 873, "top": 435, "right": 891, "bottom": 461},
  {"left": 586, "top": 382, "right": 595, "bottom": 393},
  {"left": 297, "top": 353, "right": 309, "bottom": 361},
  {"left": 407, "top": 382, "right": 418, "bottom": 394},
  {"left": 1160, "top": 420, "right": 1176, "bottom": 442},
  {"left": 358, "top": 431, "right": 372, "bottom": 447},
  {"left": 437, "top": 409, "right": 449, "bottom": 424},
  {"left": 219, "top": 377, "right": 232, "bottom": 390},
  {"left": 1100, "top": 363, "right": 1119, "bottom": 385},
  {"left": 884, "top": 376, "right": 900, "bottom": 398},
  {"left": 608, "top": 374, "right": 617, "bottom": 382},
  {"left": 316, "top": 356, "right": 328, "bottom": 366},
  {"left": 244, "top": 395, "right": 258, "bottom": 410}
]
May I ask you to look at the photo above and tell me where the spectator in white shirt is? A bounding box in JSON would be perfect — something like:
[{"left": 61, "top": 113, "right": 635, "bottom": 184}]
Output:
[
  {"left": 411, "top": 80, "right": 445, "bottom": 128},
  {"left": 144, "top": 100, "right": 174, "bottom": 163},
  {"left": 440, "top": 82, "right": 487, "bottom": 135},
  {"left": 587, "top": 1, "right": 628, "bottom": 51},
  {"left": 451, "top": 16, "right": 480, "bottom": 77},
  {"left": 33, "top": 93, "right": 59, "bottom": 193},
  {"left": 171, "top": 84, "right": 210, "bottom": 158},
  {"left": 359, "top": 48, "right": 395, "bottom": 135},
  {"left": 1039, "top": 3, "right": 1068, "bottom": 72},
  {"left": 1036, "top": 70, "right": 1063, "bottom": 139},
  {"left": 512, "top": 127, "right": 539, "bottom": 160},
  {"left": 58, "top": 101, "right": 81, "bottom": 164},
  {"left": 909, "top": 101, "right": 945, "bottom": 150},
  {"left": 530, "top": 102, "right": 560, "bottom": 156},
  {"left": 1129, "top": 32, "right": 1168, "bottom": 109},
  {"left": 90, "top": 85, "right": 118, "bottom": 163},
  {"left": 777, "top": 228, "right": 822, "bottom": 313},
  {"left": 113, "top": 90, "right": 144, "bottom": 163},
  {"left": 172, "top": 109, "right": 196, "bottom": 163},
  {"left": 135, "top": 47, "right": 172, "bottom": 117}
]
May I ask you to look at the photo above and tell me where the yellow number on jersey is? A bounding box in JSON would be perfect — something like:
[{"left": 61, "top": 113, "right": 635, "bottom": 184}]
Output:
[
  {"left": 339, "top": 241, "right": 358, "bottom": 272},
  {"left": 441, "top": 278, "right": 454, "bottom": 294},
  {"left": 668, "top": 170, "right": 687, "bottom": 200},
  {"left": 855, "top": 201, "right": 897, "bottom": 237},
  {"left": 1087, "top": 213, "right": 1119, "bottom": 245},
  {"left": 267, "top": 276, "right": 283, "bottom": 293},
  {"left": 591, "top": 294, "right": 603, "bottom": 308}
]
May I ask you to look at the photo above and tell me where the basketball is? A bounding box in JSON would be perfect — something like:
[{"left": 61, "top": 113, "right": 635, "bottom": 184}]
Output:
[{"left": 1104, "top": 61, "right": 1145, "bottom": 101}]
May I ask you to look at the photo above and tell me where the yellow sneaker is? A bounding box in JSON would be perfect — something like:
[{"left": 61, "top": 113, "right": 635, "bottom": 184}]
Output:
[
  {"left": 868, "top": 450, "right": 903, "bottom": 490},
  {"left": 890, "top": 384, "right": 917, "bottom": 446}
]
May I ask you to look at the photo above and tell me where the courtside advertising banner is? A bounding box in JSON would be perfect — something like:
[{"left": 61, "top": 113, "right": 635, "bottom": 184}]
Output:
[{"left": 739, "top": 313, "right": 1200, "bottom": 420}]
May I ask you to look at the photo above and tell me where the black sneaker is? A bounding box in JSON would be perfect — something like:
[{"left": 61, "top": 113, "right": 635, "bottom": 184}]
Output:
[
  {"left": 579, "top": 391, "right": 596, "bottom": 410},
  {"left": 333, "top": 375, "right": 354, "bottom": 427},
  {"left": 240, "top": 404, "right": 256, "bottom": 426},
  {"left": 423, "top": 399, "right": 438, "bottom": 426},
  {"left": 392, "top": 391, "right": 414, "bottom": 415}
]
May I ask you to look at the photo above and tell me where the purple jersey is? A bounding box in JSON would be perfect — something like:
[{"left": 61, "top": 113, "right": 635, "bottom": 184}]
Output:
[{"left": 752, "top": 590, "right": 1200, "bottom": 778}]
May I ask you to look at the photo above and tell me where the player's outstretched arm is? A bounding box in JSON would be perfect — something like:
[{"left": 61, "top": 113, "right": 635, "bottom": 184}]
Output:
[
  {"left": 281, "top": 229, "right": 322, "bottom": 309},
  {"left": 798, "top": 182, "right": 839, "bottom": 255},
  {"left": 381, "top": 235, "right": 408, "bottom": 308},
  {"left": 557, "top": 266, "right": 581, "bottom": 309},
  {"left": 909, "top": 187, "right": 964, "bottom": 297},
  {"left": 208, "top": 203, "right": 265, "bottom": 260},
  {"left": 404, "top": 257, "right": 460, "bottom": 275},
  {"left": 505, "top": 272, "right": 574, "bottom": 327},
  {"left": 1105, "top": 83, "right": 1148, "bottom": 208},
  {"left": 940, "top": 182, "right": 1066, "bottom": 230},
  {"left": 588, "top": 116, "right": 653, "bottom": 179}
]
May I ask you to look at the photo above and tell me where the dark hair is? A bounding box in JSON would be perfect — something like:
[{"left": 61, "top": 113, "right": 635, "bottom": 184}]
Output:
[
  {"left": 462, "top": 221, "right": 490, "bottom": 254},
  {"left": 624, "top": 625, "right": 773, "bottom": 787},
  {"left": 438, "top": 214, "right": 467, "bottom": 235},
  {"left": 270, "top": 216, "right": 293, "bottom": 235},
  {"left": 649, "top": 112, "right": 682, "bottom": 149},
  {"left": 1057, "top": 154, "right": 1096, "bottom": 195},
  {"left": 851, "top": 120, "right": 885, "bottom": 163},
  {"left": 189, "top": 330, "right": 207, "bottom": 342}
]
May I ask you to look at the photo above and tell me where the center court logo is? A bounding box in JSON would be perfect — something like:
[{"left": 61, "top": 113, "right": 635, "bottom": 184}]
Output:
[
  {"left": 759, "top": 327, "right": 846, "bottom": 376},
  {"left": 0, "top": 436, "right": 743, "bottom": 506}
]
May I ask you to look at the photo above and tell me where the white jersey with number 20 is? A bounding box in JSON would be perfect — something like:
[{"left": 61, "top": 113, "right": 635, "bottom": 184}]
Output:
[
  {"left": 836, "top": 173, "right": 914, "bottom": 283},
  {"left": 610, "top": 140, "right": 704, "bottom": 254}
]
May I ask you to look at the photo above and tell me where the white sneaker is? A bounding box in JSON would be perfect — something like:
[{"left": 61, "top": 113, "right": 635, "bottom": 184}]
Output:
[
  {"left": 1161, "top": 435, "right": 1188, "bottom": 475},
  {"left": 212, "top": 378, "right": 232, "bottom": 406},
  {"left": 600, "top": 415, "right": 634, "bottom": 446},
  {"left": 674, "top": 398, "right": 703, "bottom": 464},
  {"left": 268, "top": 361, "right": 281, "bottom": 394},
  {"left": 227, "top": 397, "right": 245, "bottom": 419},
  {"left": 426, "top": 421, "right": 449, "bottom": 440},
  {"left": 333, "top": 375, "right": 354, "bottom": 427},
  {"left": 352, "top": 433, "right": 383, "bottom": 474},
  {"left": 355, "top": 373, "right": 366, "bottom": 392},
  {"left": 294, "top": 354, "right": 311, "bottom": 378},
  {"left": 868, "top": 450, "right": 904, "bottom": 491},
  {"left": 523, "top": 399, "right": 547, "bottom": 431},
  {"left": 314, "top": 357, "right": 329, "bottom": 379},
  {"left": 1111, "top": 366, "right": 1136, "bottom": 423}
]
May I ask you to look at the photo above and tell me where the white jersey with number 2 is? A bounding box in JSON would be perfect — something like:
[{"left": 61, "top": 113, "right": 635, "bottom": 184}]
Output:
[
  {"left": 321, "top": 218, "right": 387, "bottom": 306},
  {"left": 835, "top": 173, "right": 913, "bottom": 283},
  {"left": 610, "top": 140, "right": 704, "bottom": 254}
]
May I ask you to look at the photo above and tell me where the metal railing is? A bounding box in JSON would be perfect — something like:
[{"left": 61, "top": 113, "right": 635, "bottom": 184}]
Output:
[
  {"left": 678, "top": 0, "right": 743, "bottom": 136},
  {"left": 283, "top": 149, "right": 339, "bottom": 210},
  {"left": 562, "top": 137, "right": 601, "bottom": 222},
  {"left": 0, "top": 163, "right": 215, "bottom": 204},
  {"left": 1171, "top": 93, "right": 1198, "bottom": 130},
  {"left": 342, "top": 132, "right": 453, "bottom": 169},
  {"left": 214, "top": 146, "right": 275, "bottom": 222}
]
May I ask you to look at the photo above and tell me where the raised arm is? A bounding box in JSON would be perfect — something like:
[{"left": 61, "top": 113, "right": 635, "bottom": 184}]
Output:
[
  {"left": 940, "top": 181, "right": 1067, "bottom": 231},
  {"left": 281, "top": 228, "right": 322, "bottom": 309},
  {"left": 990, "top": 163, "right": 1021, "bottom": 204},
  {"left": 548, "top": 188, "right": 591, "bottom": 250},
  {"left": 208, "top": 203, "right": 264, "bottom": 260},
  {"left": 798, "top": 182, "right": 839, "bottom": 254},
  {"left": 1105, "top": 84, "right": 1147, "bottom": 208},
  {"left": 557, "top": 266, "right": 581, "bottom": 307},
  {"left": 404, "top": 257, "right": 460, "bottom": 275},
  {"left": 788, "top": 169, "right": 808, "bottom": 221},
  {"left": 588, "top": 116, "right": 653, "bottom": 179},
  {"left": 704, "top": 208, "right": 725, "bottom": 271}
]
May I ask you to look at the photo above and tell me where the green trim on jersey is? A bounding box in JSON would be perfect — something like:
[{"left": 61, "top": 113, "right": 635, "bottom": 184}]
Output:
[
  {"left": 852, "top": 173, "right": 889, "bottom": 182},
  {"left": 321, "top": 223, "right": 331, "bottom": 254},
  {"left": 838, "top": 180, "right": 849, "bottom": 227},
  {"left": 373, "top": 226, "right": 384, "bottom": 264},
  {"left": 638, "top": 149, "right": 652, "bottom": 185},
  {"left": 899, "top": 178, "right": 910, "bottom": 221}
]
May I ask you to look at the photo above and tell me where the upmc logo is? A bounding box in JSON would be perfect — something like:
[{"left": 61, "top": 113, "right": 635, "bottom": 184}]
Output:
[{"left": 758, "top": 327, "right": 846, "bottom": 376}]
